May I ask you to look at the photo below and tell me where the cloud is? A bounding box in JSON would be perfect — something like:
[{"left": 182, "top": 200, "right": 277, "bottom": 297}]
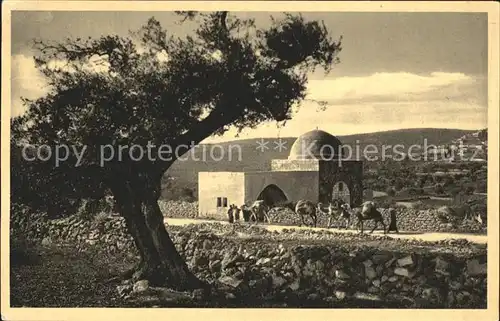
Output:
[
  {"left": 11, "top": 56, "right": 486, "bottom": 141},
  {"left": 11, "top": 54, "right": 50, "bottom": 117},
  {"left": 203, "top": 71, "right": 487, "bottom": 143},
  {"left": 11, "top": 53, "right": 112, "bottom": 117},
  {"left": 13, "top": 12, "right": 54, "bottom": 25},
  {"left": 306, "top": 72, "right": 486, "bottom": 106}
]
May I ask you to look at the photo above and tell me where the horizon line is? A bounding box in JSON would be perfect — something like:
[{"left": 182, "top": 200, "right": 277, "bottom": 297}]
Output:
[{"left": 201, "top": 126, "right": 487, "bottom": 144}]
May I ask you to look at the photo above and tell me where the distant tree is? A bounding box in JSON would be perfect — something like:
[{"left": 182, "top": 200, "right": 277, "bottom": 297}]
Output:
[
  {"left": 443, "top": 175, "right": 455, "bottom": 188},
  {"left": 448, "top": 187, "right": 461, "bottom": 201},
  {"left": 465, "top": 186, "right": 475, "bottom": 195},
  {"left": 452, "top": 191, "right": 468, "bottom": 206},
  {"left": 478, "top": 129, "right": 487, "bottom": 141},
  {"left": 434, "top": 184, "right": 445, "bottom": 195},
  {"left": 475, "top": 181, "right": 487, "bottom": 194},
  {"left": 394, "top": 180, "right": 404, "bottom": 191},
  {"left": 11, "top": 12, "right": 342, "bottom": 291},
  {"left": 418, "top": 175, "right": 427, "bottom": 188},
  {"left": 386, "top": 187, "right": 396, "bottom": 197},
  {"left": 179, "top": 187, "right": 196, "bottom": 202}
]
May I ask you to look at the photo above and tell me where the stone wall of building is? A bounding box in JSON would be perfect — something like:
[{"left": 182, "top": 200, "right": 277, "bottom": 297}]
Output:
[
  {"left": 244, "top": 171, "right": 319, "bottom": 205},
  {"left": 198, "top": 172, "right": 246, "bottom": 219},
  {"left": 270, "top": 159, "right": 320, "bottom": 171},
  {"left": 318, "top": 161, "right": 363, "bottom": 207}
]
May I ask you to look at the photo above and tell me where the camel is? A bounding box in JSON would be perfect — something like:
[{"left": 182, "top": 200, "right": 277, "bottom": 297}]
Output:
[
  {"left": 295, "top": 200, "right": 317, "bottom": 227},
  {"left": 250, "top": 200, "right": 271, "bottom": 223},
  {"left": 348, "top": 201, "right": 387, "bottom": 234},
  {"left": 239, "top": 200, "right": 271, "bottom": 224}
]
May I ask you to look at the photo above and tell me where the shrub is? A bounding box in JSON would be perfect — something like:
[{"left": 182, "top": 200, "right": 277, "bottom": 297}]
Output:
[
  {"left": 179, "top": 187, "right": 196, "bottom": 202},
  {"left": 465, "top": 186, "right": 475, "bottom": 195},
  {"left": 434, "top": 184, "right": 445, "bottom": 195},
  {"left": 394, "top": 181, "right": 404, "bottom": 191},
  {"left": 443, "top": 176, "right": 455, "bottom": 187},
  {"left": 10, "top": 237, "right": 41, "bottom": 267},
  {"left": 376, "top": 198, "right": 396, "bottom": 208},
  {"left": 10, "top": 203, "right": 49, "bottom": 238},
  {"left": 449, "top": 188, "right": 461, "bottom": 198},
  {"left": 475, "top": 181, "right": 487, "bottom": 193},
  {"left": 386, "top": 187, "right": 396, "bottom": 197},
  {"left": 411, "top": 201, "right": 431, "bottom": 210}
]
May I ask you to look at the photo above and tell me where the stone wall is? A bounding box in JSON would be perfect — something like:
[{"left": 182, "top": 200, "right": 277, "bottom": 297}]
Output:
[
  {"left": 11, "top": 207, "right": 487, "bottom": 308},
  {"left": 158, "top": 200, "right": 199, "bottom": 219},
  {"left": 153, "top": 200, "right": 485, "bottom": 233},
  {"left": 269, "top": 207, "right": 485, "bottom": 233}
]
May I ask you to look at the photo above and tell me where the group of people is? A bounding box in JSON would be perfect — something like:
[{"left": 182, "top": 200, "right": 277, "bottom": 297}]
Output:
[
  {"left": 226, "top": 204, "right": 239, "bottom": 223},
  {"left": 226, "top": 204, "right": 250, "bottom": 223}
]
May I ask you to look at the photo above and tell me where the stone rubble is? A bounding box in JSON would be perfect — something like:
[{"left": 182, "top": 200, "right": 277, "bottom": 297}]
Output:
[{"left": 11, "top": 203, "right": 487, "bottom": 308}]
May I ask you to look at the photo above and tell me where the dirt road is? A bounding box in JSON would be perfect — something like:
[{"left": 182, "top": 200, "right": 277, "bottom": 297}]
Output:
[{"left": 164, "top": 217, "right": 488, "bottom": 244}]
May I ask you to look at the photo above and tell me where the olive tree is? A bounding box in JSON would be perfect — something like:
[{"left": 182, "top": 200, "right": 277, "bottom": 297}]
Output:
[{"left": 12, "top": 11, "right": 342, "bottom": 291}]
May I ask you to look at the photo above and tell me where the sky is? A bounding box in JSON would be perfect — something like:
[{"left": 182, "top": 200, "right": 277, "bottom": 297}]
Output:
[{"left": 11, "top": 11, "right": 488, "bottom": 143}]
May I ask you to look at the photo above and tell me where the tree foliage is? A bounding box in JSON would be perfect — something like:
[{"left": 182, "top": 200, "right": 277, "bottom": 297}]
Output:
[{"left": 12, "top": 12, "right": 342, "bottom": 211}]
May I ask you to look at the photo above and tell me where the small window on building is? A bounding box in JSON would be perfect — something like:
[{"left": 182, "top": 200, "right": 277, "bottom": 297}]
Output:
[
  {"left": 338, "top": 182, "right": 344, "bottom": 192},
  {"left": 223, "top": 197, "right": 228, "bottom": 207},
  {"left": 216, "top": 197, "right": 222, "bottom": 207}
]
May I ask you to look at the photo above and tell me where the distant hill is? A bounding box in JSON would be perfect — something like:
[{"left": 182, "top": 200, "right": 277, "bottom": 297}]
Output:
[
  {"left": 166, "top": 128, "right": 476, "bottom": 190},
  {"left": 340, "top": 128, "right": 478, "bottom": 148}
]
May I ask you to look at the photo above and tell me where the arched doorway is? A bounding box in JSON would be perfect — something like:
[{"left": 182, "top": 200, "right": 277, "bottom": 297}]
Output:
[
  {"left": 332, "top": 180, "right": 351, "bottom": 204},
  {"left": 257, "top": 184, "right": 288, "bottom": 207}
]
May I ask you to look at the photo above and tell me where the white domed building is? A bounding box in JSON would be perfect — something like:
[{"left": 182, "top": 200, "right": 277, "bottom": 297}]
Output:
[{"left": 198, "top": 129, "right": 363, "bottom": 218}]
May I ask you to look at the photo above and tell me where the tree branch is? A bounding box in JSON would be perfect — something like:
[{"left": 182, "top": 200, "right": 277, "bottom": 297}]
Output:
[
  {"left": 156, "top": 102, "right": 238, "bottom": 174},
  {"left": 220, "top": 11, "right": 228, "bottom": 33}
]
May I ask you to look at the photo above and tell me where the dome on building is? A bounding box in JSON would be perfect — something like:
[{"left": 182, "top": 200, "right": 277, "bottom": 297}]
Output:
[{"left": 288, "top": 129, "right": 345, "bottom": 160}]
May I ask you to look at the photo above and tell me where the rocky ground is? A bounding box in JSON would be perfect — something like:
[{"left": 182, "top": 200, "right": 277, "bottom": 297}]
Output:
[{"left": 11, "top": 219, "right": 487, "bottom": 308}]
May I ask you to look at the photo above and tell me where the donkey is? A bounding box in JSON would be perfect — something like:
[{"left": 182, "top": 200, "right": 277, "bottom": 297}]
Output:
[
  {"left": 295, "top": 200, "right": 317, "bottom": 227},
  {"left": 352, "top": 201, "right": 387, "bottom": 234}
]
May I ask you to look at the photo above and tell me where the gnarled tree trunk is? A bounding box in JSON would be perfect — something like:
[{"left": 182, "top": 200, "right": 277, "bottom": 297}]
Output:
[{"left": 110, "top": 169, "right": 205, "bottom": 291}]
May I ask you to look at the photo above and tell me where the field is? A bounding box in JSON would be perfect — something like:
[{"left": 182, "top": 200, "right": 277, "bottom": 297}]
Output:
[{"left": 11, "top": 221, "right": 487, "bottom": 308}]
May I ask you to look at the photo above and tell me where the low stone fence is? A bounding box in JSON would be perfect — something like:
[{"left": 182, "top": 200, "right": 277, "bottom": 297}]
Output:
[
  {"left": 11, "top": 206, "right": 487, "bottom": 308},
  {"left": 155, "top": 200, "right": 485, "bottom": 234},
  {"left": 158, "top": 200, "right": 199, "bottom": 219},
  {"left": 269, "top": 207, "right": 485, "bottom": 233}
]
